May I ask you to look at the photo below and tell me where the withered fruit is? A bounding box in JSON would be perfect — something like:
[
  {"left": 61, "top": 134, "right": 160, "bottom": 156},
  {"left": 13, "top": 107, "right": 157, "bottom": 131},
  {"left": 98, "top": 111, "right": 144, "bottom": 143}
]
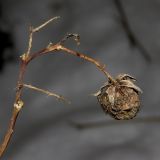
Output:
[{"left": 95, "top": 74, "right": 142, "bottom": 120}]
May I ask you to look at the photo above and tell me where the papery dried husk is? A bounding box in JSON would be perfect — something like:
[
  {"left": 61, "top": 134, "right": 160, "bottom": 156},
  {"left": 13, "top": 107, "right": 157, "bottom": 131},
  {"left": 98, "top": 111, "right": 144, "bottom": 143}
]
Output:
[{"left": 97, "top": 74, "right": 142, "bottom": 120}]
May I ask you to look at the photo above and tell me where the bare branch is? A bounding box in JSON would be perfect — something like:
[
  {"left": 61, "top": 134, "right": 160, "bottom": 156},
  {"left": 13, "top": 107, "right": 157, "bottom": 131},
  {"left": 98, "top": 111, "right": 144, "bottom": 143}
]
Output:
[
  {"left": 0, "top": 100, "right": 23, "bottom": 156},
  {"left": 33, "top": 16, "right": 60, "bottom": 33},
  {"left": 23, "top": 84, "right": 70, "bottom": 104},
  {"left": 26, "top": 16, "right": 60, "bottom": 55},
  {"left": 0, "top": 16, "right": 117, "bottom": 158},
  {"left": 57, "top": 45, "right": 116, "bottom": 83},
  {"left": 28, "top": 43, "right": 115, "bottom": 83},
  {"left": 0, "top": 17, "right": 61, "bottom": 158}
]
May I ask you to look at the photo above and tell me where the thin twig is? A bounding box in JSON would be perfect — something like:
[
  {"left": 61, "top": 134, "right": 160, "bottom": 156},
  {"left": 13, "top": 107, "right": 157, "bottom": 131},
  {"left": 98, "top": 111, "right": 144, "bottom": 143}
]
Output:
[
  {"left": 114, "top": 0, "right": 151, "bottom": 62},
  {"left": 26, "top": 26, "right": 33, "bottom": 55},
  {"left": 26, "top": 16, "right": 60, "bottom": 55},
  {"left": 29, "top": 44, "right": 115, "bottom": 83},
  {"left": 0, "top": 107, "right": 22, "bottom": 156},
  {"left": 0, "top": 17, "right": 61, "bottom": 158},
  {"left": 23, "top": 84, "right": 70, "bottom": 104},
  {"left": 58, "top": 45, "right": 115, "bottom": 83},
  {"left": 0, "top": 17, "right": 115, "bottom": 158}
]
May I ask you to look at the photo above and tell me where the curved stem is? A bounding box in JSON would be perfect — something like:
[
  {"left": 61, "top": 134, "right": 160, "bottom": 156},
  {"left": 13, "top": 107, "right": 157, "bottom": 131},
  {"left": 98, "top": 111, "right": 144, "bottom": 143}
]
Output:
[
  {"left": 0, "top": 43, "right": 115, "bottom": 158},
  {"left": 0, "top": 17, "right": 116, "bottom": 158},
  {"left": 59, "top": 45, "right": 116, "bottom": 83},
  {"left": 29, "top": 44, "right": 116, "bottom": 83}
]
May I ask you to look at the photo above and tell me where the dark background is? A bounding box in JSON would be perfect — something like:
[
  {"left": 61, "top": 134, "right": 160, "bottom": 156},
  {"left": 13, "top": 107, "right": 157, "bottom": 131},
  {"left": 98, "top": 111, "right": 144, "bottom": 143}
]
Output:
[{"left": 0, "top": 0, "right": 160, "bottom": 159}]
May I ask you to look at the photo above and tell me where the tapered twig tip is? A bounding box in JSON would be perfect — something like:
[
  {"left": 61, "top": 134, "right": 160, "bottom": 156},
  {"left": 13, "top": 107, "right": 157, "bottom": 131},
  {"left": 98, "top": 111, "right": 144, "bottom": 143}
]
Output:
[
  {"left": 33, "top": 16, "right": 60, "bottom": 33},
  {"left": 23, "top": 84, "right": 71, "bottom": 104}
]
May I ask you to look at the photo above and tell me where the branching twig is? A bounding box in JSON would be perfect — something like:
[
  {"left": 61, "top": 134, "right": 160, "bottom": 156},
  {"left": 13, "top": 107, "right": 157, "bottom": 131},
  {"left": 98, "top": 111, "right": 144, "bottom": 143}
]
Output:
[
  {"left": 114, "top": 0, "right": 151, "bottom": 62},
  {"left": 26, "top": 16, "right": 60, "bottom": 55},
  {"left": 0, "top": 17, "right": 115, "bottom": 158},
  {"left": 23, "top": 84, "right": 70, "bottom": 104},
  {"left": 28, "top": 44, "right": 115, "bottom": 83}
]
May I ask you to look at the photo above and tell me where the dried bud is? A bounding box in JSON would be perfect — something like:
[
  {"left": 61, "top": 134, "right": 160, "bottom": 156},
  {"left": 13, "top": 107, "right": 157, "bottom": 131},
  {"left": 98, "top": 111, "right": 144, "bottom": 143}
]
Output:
[{"left": 96, "top": 74, "right": 142, "bottom": 120}]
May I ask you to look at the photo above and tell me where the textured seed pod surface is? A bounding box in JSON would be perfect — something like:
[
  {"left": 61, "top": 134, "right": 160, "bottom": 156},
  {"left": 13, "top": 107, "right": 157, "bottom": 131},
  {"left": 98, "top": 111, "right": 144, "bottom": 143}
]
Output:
[{"left": 97, "top": 74, "right": 142, "bottom": 120}]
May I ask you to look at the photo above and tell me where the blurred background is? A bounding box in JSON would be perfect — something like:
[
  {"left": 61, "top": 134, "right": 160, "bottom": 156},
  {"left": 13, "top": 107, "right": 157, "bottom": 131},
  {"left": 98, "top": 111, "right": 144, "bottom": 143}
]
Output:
[{"left": 0, "top": 0, "right": 160, "bottom": 159}]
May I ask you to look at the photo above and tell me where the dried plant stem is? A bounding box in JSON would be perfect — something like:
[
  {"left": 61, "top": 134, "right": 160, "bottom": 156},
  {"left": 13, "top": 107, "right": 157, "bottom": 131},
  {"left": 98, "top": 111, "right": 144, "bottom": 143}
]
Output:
[
  {"left": 26, "top": 16, "right": 60, "bottom": 55},
  {"left": 0, "top": 17, "right": 62, "bottom": 158},
  {"left": 0, "top": 108, "right": 20, "bottom": 156},
  {"left": 59, "top": 45, "right": 115, "bottom": 83},
  {"left": 28, "top": 44, "right": 115, "bottom": 83},
  {"left": 0, "top": 17, "right": 114, "bottom": 158},
  {"left": 0, "top": 60, "right": 26, "bottom": 157},
  {"left": 23, "top": 84, "right": 70, "bottom": 104}
]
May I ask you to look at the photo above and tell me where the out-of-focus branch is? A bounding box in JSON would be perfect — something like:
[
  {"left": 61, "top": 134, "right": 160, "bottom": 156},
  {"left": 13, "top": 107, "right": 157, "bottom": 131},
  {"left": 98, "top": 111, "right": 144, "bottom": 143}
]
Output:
[
  {"left": 69, "top": 116, "right": 160, "bottom": 130},
  {"left": 114, "top": 0, "right": 151, "bottom": 62},
  {"left": 28, "top": 37, "right": 115, "bottom": 83}
]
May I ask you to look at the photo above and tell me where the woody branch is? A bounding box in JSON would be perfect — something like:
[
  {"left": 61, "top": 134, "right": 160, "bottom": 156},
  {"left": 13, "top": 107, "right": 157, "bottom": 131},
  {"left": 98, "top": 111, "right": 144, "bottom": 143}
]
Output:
[{"left": 0, "top": 17, "right": 115, "bottom": 158}]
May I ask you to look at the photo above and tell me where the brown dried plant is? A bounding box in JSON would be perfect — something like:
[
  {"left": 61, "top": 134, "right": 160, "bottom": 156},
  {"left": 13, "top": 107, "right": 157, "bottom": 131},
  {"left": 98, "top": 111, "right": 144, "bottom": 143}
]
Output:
[
  {"left": 0, "top": 17, "right": 142, "bottom": 158},
  {"left": 95, "top": 74, "right": 142, "bottom": 120}
]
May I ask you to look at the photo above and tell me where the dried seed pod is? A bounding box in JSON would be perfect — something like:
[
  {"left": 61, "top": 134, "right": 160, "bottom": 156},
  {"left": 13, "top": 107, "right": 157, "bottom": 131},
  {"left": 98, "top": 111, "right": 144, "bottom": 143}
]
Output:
[{"left": 97, "top": 74, "right": 142, "bottom": 120}]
